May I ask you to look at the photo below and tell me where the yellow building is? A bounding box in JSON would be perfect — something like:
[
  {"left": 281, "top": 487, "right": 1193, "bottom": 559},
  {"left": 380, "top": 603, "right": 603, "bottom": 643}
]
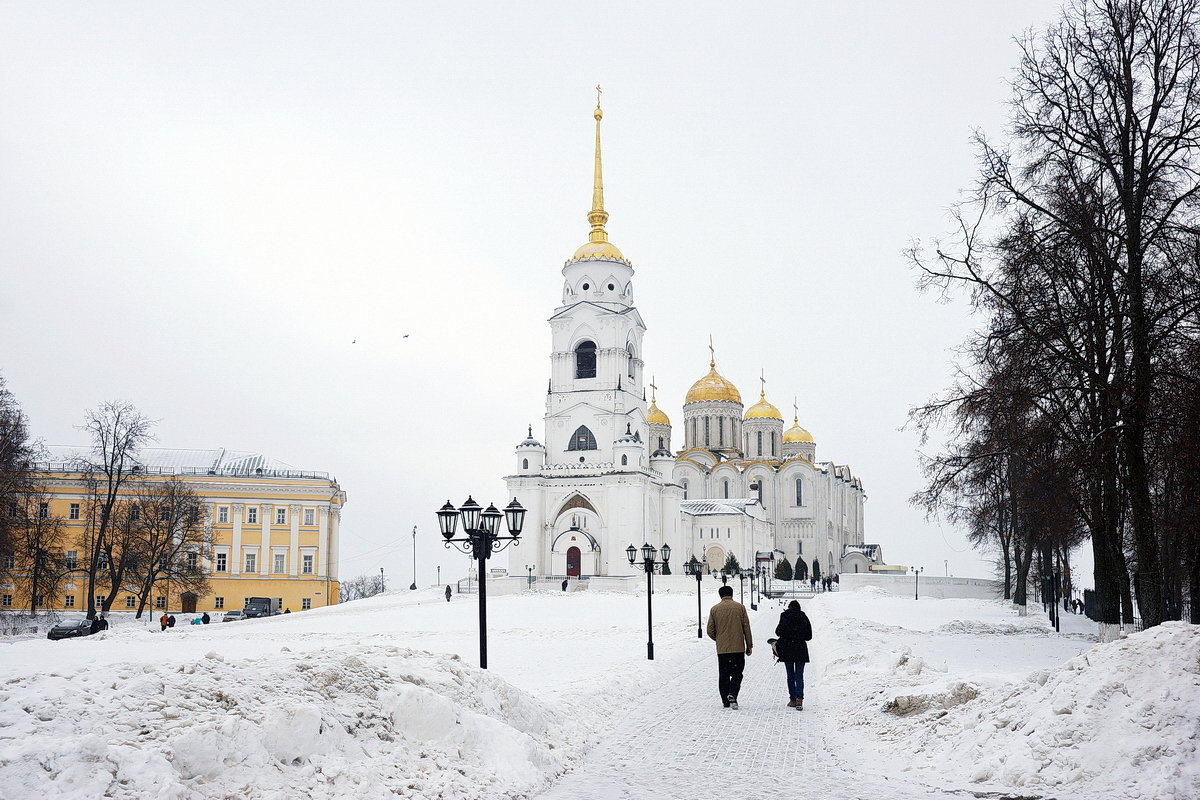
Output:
[{"left": 3, "top": 446, "right": 345, "bottom": 615}]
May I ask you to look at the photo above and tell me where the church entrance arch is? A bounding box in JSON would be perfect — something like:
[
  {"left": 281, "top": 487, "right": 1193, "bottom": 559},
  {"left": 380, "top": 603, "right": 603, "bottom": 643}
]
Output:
[
  {"left": 566, "top": 546, "right": 581, "bottom": 577},
  {"left": 704, "top": 546, "right": 725, "bottom": 573}
]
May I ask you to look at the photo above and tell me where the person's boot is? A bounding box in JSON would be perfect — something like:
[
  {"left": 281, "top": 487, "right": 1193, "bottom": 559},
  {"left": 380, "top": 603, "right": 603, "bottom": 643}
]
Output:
[{"left": 795, "top": 698, "right": 803, "bottom": 710}]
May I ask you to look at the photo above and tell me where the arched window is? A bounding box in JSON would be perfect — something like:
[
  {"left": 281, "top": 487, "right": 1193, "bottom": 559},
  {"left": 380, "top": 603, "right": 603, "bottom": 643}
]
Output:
[
  {"left": 795, "top": 478, "right": 803, "bottom": 505},
  {"left": 621, "top": 454, "right": 628, "bottom": 466},
  {"left": 756, "top": 430, "right": 763, "bottom": 457},
  {"left": 626, "top": 343, "right": 636, "bottom": 379},
  {"left": 523, "top": 458, "right": 529, "bottom": 470},
  {"left": 771, "top": 432, "right": 777, "bottom": 457},
  {"left": 718, "top": 417, "right": 724, "bottom": 447},
  {"left": 657, "top": 436, "right": 664, "bottom": 450},
  {"left": 682, "top": 479, "right": 689, "bottom": 500},
  {"left": 575, "top": 340, "right": 597, "bottom": 379},
  {"left": 567, "top": 426, "right": 597, "bottom": 451},
  {"left": 704, "top": 417, "right": 710, "bottom": 447},
  {"left": 723, "top": 480, "right": 730, "bottom": 499}
]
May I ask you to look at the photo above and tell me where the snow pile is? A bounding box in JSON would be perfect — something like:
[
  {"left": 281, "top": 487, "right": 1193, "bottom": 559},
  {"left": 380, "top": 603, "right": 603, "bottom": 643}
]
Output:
[
  {"left": 899, "top": 622, "right": 1200, "bottom": 799},
  {"left": 0, "top": 644, "right": 578, "bottom": 800}
]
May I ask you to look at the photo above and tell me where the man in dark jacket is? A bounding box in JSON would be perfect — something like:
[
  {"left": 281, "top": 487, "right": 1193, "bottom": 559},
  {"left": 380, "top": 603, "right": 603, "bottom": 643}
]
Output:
[
  {"left": 774, "top": 600, "right": 813, "bottom": 709},
  {"left": 707, "top": 585, "right": 753, "bottom": 709}
]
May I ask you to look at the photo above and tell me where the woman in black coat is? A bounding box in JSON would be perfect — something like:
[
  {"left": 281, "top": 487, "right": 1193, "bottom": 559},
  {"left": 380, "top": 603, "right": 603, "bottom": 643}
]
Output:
[{"left": 774, "top": 600, "right": 813, "bottom": 709}]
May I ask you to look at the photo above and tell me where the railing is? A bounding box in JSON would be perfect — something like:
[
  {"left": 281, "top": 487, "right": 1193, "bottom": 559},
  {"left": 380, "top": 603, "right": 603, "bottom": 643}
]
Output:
[{"left": 30, "top": 462, "right": 331, "bottom": 480}]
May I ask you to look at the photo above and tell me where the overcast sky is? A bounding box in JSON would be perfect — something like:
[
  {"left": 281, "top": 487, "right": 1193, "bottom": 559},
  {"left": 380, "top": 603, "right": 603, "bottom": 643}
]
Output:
[{"left": 1, "top": 1, "right": 1072, "bottom": 588}]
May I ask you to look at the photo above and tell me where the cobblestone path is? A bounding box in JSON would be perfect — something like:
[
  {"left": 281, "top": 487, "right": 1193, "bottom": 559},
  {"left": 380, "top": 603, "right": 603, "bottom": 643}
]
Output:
[{"left": 535, "top": 608, "right": 977, "bottom": 800}]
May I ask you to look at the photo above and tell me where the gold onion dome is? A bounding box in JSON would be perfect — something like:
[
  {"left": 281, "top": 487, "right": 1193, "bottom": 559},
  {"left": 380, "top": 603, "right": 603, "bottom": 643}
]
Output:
[
  {"left": 745, "top": 391, "right": 783, "bottom": 420},
  {"left": 648, "top": 401, "right": 670, "bottom": 426},
  {"left": 784, "top": 417, "right": 815, "bottom": 443},
  {"left": 685, "top": 362, "right": 743, "bottom": 405},
  {"left": 571, "top": 92, "right": 625, "bottom": 263}
]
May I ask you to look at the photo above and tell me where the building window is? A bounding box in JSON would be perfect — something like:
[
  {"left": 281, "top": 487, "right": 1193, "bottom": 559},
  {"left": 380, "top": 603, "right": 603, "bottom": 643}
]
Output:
[
  {"left": 3, "top": 553, "right": 13, "bottom": 570},
  {"left": 657, "top": 436, "right": 664, "bottom": 450},
  {"left": 186, "top": 552, "right": 198, "bottom": 571},
  {"left": 522, "top": 458, "right": 529, "bottom": 469},
  {"left": 215, "top": 553, "right": 227, "bottom": 572},
  {"left": 37, "top": 502, "right": 48, "bottom": 519},
  {"left": 302, "top": 598, "right": 312, "bottom": 610},
  {"left": 95, "top": 595, "right": 104, "bottom": 607},
  {"left": 682, "top": 479, "right": 688, "bottom": 500},
  {"left": 130, "top": 504, "right": 140, "bottom": 521},
  {"left": 771, "top": 431, "right": 777, "bottom": 457},
  {"left": 796, "top": 479, "right": 803, "bottom": 506},
  {"left": 159, "top": 507, "right": 170, "bottom": 522},
  {"left": 723, "top": 480, "right": 730, "bottom": 499},
  {"left": 247, "top": 507, "right": 258, "bottom": 524},
  {"left": 69, "top": 503, "right": 80, "bottom": 520},
  {"left": 245, "top": 553, "right": 257, "bottom": 572},
  {"left": 620, "top": 454, "right": 628, "bottom": 466},
  {"left": 273, "top": 552, "right": 285, "bottom": 573},
  {"left": 574, "top": 340, "right": 597, "bottom": 379},
  {"left": 756, "top": 430, "right": 763, "bottom": 457},
  {"left": 64, "top": 594, "right": 75, "bottom": 608},
  {"left": 718, "top": 418, "right": 724, "bottom": 447},
  {"left": 626, "top": 343, "right": 636, "bottom": 379},
  {"left": 125, "top": 595, "right": 135, "bottom": 608},
  {"left": 567, "top": 426, "right": 597, "bottom": 451},
  {"left": 155, "top": 596, "right": 165, "bottom": 609},
  {"left": 6, "top": 502, "right": 16, "bottom": 518},
  {"left": 65, "top": 550, "right": 78, "bottom": 570},
  {"left": 304, "top": 508, "right": 315, "bottom": 526},
  {"left": 33, "top": 595, "right": 43, "bottom": 608},
  {"left": 302, "top": 554, "right": 314, "bottom": 574},
  {"left": 3, "top": 594, "right": 13, "bottom": 607},
  {"left": 214, "top": 597, "right": 224, "bottom": 609},
  {"left": 218, "top": 506, "right": 229, "bottom": 524},
  {"left": 276, "top": 507, "right": 286, "bottom": 525},
  {"left": 704, "top": 417, "right": 710, "bottom": 447}
]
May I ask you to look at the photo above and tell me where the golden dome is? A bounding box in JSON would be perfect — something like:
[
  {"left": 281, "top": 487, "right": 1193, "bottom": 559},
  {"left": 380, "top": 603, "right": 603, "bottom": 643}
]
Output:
[
  {"left": 685, "top": 362, "right": 742, "bottom": 405},
  {"left": 744, "top": 391, "right": 783, "bottom": 420},
  {"left": 647, "top": 401, "right": 670, "bottom": 425},
  {"left": 572, "top": 240, "right": 625, "bottom": 261},
  {"left": 784, "top": 417, "right": 814, "bottom": 443}
]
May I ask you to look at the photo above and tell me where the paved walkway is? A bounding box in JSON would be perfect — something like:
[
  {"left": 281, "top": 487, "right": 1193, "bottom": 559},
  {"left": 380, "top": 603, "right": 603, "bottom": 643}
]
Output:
[{"left": 534, "top": 610, "right": 981, "bottom": 800}]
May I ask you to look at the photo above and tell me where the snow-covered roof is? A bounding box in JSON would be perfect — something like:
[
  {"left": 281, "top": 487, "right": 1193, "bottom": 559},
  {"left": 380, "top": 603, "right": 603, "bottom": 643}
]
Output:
[
  {"left": 680, "top": 498, "right": 758, "bottom": 516},
  {"left": 37, "top": 446, "right": 326, "bottom": 479}
]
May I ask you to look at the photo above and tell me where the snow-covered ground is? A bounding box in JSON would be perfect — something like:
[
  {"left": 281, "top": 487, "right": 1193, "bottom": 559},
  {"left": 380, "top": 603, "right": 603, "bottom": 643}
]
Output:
[{"left": 0, "top": 583, "right": 1195, "bottom": 799}]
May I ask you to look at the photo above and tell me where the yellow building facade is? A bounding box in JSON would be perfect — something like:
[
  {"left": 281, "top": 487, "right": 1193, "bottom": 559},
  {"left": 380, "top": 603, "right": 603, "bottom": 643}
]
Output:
[{"left": 3, "top": 447, "right": 345, "bottom": 615}]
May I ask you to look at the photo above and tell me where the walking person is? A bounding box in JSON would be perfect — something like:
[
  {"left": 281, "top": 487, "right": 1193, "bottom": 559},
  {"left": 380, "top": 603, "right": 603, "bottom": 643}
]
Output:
[
  {"left": 706, "top": 585, "right": 753, "bottom": 709},
  {"left": 774, "top": 600, "right": 812, "bottom": 709},
  {"left": 445, "top": 584, "right": 452, "bottom": 602},
  {"left": 160, "top": 612, "right": 169, "bottom": 632}
]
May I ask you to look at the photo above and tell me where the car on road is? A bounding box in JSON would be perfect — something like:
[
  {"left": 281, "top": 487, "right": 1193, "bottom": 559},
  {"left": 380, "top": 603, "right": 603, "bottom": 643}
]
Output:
[
  {"left": 221, "top": 609, "right": 246, "bottom": 622},
  {"left": 47, "top": 619, "right": 95, "bottom": 640}
]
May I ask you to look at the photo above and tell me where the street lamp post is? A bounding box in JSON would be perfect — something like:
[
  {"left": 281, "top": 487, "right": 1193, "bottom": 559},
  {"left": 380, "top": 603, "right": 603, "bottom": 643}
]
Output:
[
  {"left": 747, "top": 568, "right": 757, "bottom": 611},
  {"left": 911, "top": 566, "right": 924, "bottom": 600},
  {"left": 627, "top": 541, "right": 670, "bottom": 660},
  {"left": 380, "top": 567, "right": 385, "bottom": 593},
  {"left": 686, "top": 558, "right": 703, "bottom": 638},
  {"left": 525, "top": 564, "right": 534, "bottom": 589},
  {"left": 437, "top": 565, "right": 441, "bottom": 586},
  {"left": 437, "top": 496, "right": 526, "bottom": 669},
  {"left": 410, "top": 525, "right": 418, "bottom": 591},
  {"left": 738, "top": 569, "right": 747, "bottom": 606}
]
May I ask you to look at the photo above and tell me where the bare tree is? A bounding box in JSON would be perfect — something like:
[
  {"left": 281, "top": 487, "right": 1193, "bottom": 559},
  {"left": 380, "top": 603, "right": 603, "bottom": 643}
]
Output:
[
  {"left": 339, "top": 572, "right": 385, "bottom": 602},
  {"left": 126, "top": 478, "right": 212, "bottom": 618},
  {"left": 76, "top": 402, "right": 155, "bottom": 619},
  {"left": 8, "top": 490, "right": 66, "bottom": 614},
  {"left": 0, "top": 374, "right": 37, "bottom": 573}
]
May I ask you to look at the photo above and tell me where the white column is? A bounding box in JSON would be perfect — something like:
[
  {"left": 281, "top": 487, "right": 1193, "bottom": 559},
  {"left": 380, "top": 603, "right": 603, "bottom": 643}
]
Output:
[
  {"left": 329, "top": 506, "right": 341, "bottom": 581},
  {"left": 318, "top": 506, "right": 329, "bottom": 578},
  {"left": 231, "top": 503, "right": 244, "bottom": 576},
  {"left": 260, "top": 504, "right": 272, "bottom": 576},
  {"left": 289, "top": 504, "right": 301, "bottom": 576}
]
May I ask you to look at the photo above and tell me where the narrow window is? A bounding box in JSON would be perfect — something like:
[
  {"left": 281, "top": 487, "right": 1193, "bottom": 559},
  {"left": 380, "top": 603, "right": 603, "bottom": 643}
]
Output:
[
  {"left": 273, "top": 552, "right": 285, "bottom": 573},
  {"left": 567, "top": 426, "right": 597, "bottom": 451},
  {"left": 245, "top": 553, "right": 257, "bottom": 572},
  {"left": 718, "top": 417, "right": 724, "bottom": 447},
  {"left": 159, "top": 507, "right": 170, "bottom": 522},
  {"left": 771, "top": 431, "right": 777, "bottom": 457},
  {"left": 0, "top": 594, "right": 10, "bottom": 607},
  {"left": 216, "top": 552, "right": 227, "bottom": 572},
  {"left": 704, "top": 417, "right": 710, "bottom": 447},
  {"left": 302, "top": 554, "right": 314, "bottom": 574},
  {"left": 186, "top": 552, "right": 198, "bottom": 571},
  {"left": 522, "top": 458, "right": 529, "bottom": 469},
  {"left": 627, "top": 343, "right": 636, "bottom": 379},
  {"left": 37, "top": 502, "right": 48, "bottom": 519},
  {"left": 621, "top": 454, "right": 628, "bottom": 466},
  {"left": 756, "top": 430, "right": 763, "bottom": 457},
  {"left": 125, "top": 595, "right": 135, "bottom": 608},
  {"left": 218, "top": 506, "right": 229, "bottom": 524},
  {"left": 69, "top": 503, "right": 80, "bottom": 520},
  {"left": 682, "top": 479, "right": 689, "bottom": 500},
  {"left": 304, "top": 508, "right": 315, "bottom": 526},
  {"left": 155, "top": 596, "right": 165, "bottom": 609},
  {"left": 658, "top": 436, "right": 664, "bottom": 450},
  {"left": 574, "top": 340, "right": 597, "bottom": 379},
  {"left": 723, "top": 480, "right": 730, "bottom": 499},
  {"left": 130, "top": 505, "right": 140, "bottom": 521},
  {"left": 796, "top": 479, "right": 803, "bottom": 506},
  {"left": 65, "top": 551, "right": 77, "bottom": 570},
  {"left": 276, "top": 507, "right": 286, "bottom": 525},
  {"left": 247, "top": 507, "right": 258, "bottom": 524},
  {"left": 6, "top": 502, "right": 16, "bottom": 518},
  {"left": 64, "top": 594, "right": 75, "bottom": 608}
]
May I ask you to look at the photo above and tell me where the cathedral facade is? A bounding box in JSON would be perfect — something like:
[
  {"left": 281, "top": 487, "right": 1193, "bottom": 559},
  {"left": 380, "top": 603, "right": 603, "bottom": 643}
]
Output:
[{"left": 505, "top": 101, "right": 874, "bottom": 582}]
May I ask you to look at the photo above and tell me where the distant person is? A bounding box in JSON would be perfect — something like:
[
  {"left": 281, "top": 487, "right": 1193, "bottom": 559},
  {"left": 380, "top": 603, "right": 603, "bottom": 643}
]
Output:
[
  {"left": 160, "top": 613, "right": 169, "bottom": 632},
  {"left": 191, "top": 617, "right": 202, "bottom": 625},
  {"left": 284, "top": 608, "right": 291, "bottom": 614},
  {"left": 90, "top": 617, "right": 101, "bottom": 635},
  {"left": 774, "top": 600, "right": 813, "bottom": 709},
  {"left": 706, "top": 585, "right": 753, "bottom": 709},
  {"left": 167, "top": 614, "right": 176, "bottom": 628},
  {"left": 98, "top": 615, "right": 108, "bottom": 631},
  {"left": 445, "top": 585, "right": 452, "bottom": 602},
  {"left": 201, "top": 612, "right": 210, "bottom": 624},
  {"left": 810, "top": 576, "right": 817, "bottom": 592},
  {"left": 562, "top": 578, "right": 569, "bottom": 592}
]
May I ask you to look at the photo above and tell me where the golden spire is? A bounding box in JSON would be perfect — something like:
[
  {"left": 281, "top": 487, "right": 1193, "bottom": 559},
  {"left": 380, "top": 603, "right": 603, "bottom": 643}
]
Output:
[
  {"left": 570, "top": 87, "right": 624, "bottom": 262},
  {"left": 588, "top": 84, "right": 609, "bottom": 244}
]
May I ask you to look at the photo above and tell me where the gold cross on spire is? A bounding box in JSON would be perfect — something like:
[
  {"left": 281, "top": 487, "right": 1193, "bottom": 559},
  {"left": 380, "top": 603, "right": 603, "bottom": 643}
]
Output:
[
  {"left": 759, "top": 369, "right": 766, "bottom": 397},
  {"left": 649, "top": 375, "right": 658, "bottom": 402},
  {"left": 793, "top": 396, "right": 799, "bottom": 420},
  {"left": 708, "top": 335, "right": 715, "bottom": 366},
  {"left": 595, "top": 84, "right": 602, "bottom": 108}
]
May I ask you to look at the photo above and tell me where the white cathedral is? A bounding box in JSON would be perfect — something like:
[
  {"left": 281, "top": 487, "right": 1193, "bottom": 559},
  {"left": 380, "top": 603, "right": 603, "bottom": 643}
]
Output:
[{"left": 505, "top": 100, "right": 878, "bottom": 582}]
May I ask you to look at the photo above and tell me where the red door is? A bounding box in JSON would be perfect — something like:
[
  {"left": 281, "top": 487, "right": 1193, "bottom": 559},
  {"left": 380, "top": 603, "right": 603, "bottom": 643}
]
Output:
[{"left": 566, "top": 546, "right": 581, "bottom": 577}]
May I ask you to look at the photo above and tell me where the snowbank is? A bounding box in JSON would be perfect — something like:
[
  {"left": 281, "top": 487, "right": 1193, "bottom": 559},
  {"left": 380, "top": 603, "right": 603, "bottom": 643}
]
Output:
[{"left": 0, "top": 645, "right": 580, "bottom": 800}]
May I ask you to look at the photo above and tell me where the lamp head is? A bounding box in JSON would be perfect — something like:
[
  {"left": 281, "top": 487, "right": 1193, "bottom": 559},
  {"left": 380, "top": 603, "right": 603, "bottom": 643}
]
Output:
[{"left": 437, "top": 501, "right": 458, "bottom": 539}]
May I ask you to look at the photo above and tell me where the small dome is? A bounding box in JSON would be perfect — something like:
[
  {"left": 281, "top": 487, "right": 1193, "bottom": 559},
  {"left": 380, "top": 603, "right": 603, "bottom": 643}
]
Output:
[
  {"left": 685, "top": 362, "right": 742, "bottom": 405},
  {"left": 517, "top": 425, "right": 543, "bottom": 448},
  {"left": 651, "top": 447, "right": 673, "bottom": 458},
  {"left": 571, "top": 240, "right": 625, "bottom": 262},
  {"left": 647, "top": 401, "right": 671, "bottom": 426},
  {"left": 783, "top": 417, "right": 814, "bottom": 443},
  {"left": 744, "top": 391, "right": 783, "bottom": 421}
]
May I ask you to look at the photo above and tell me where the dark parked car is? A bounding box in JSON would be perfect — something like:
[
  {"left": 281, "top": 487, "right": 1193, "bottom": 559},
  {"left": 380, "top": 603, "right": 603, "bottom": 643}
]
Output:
[{"left": 47, "top": 619, "right": 95, "bottom": 640}]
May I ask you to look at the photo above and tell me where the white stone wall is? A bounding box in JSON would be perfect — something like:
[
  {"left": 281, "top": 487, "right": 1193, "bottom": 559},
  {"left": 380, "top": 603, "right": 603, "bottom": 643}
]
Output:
[{"left": 838, "top": 573, "right": 1002, "bottom": 600}]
